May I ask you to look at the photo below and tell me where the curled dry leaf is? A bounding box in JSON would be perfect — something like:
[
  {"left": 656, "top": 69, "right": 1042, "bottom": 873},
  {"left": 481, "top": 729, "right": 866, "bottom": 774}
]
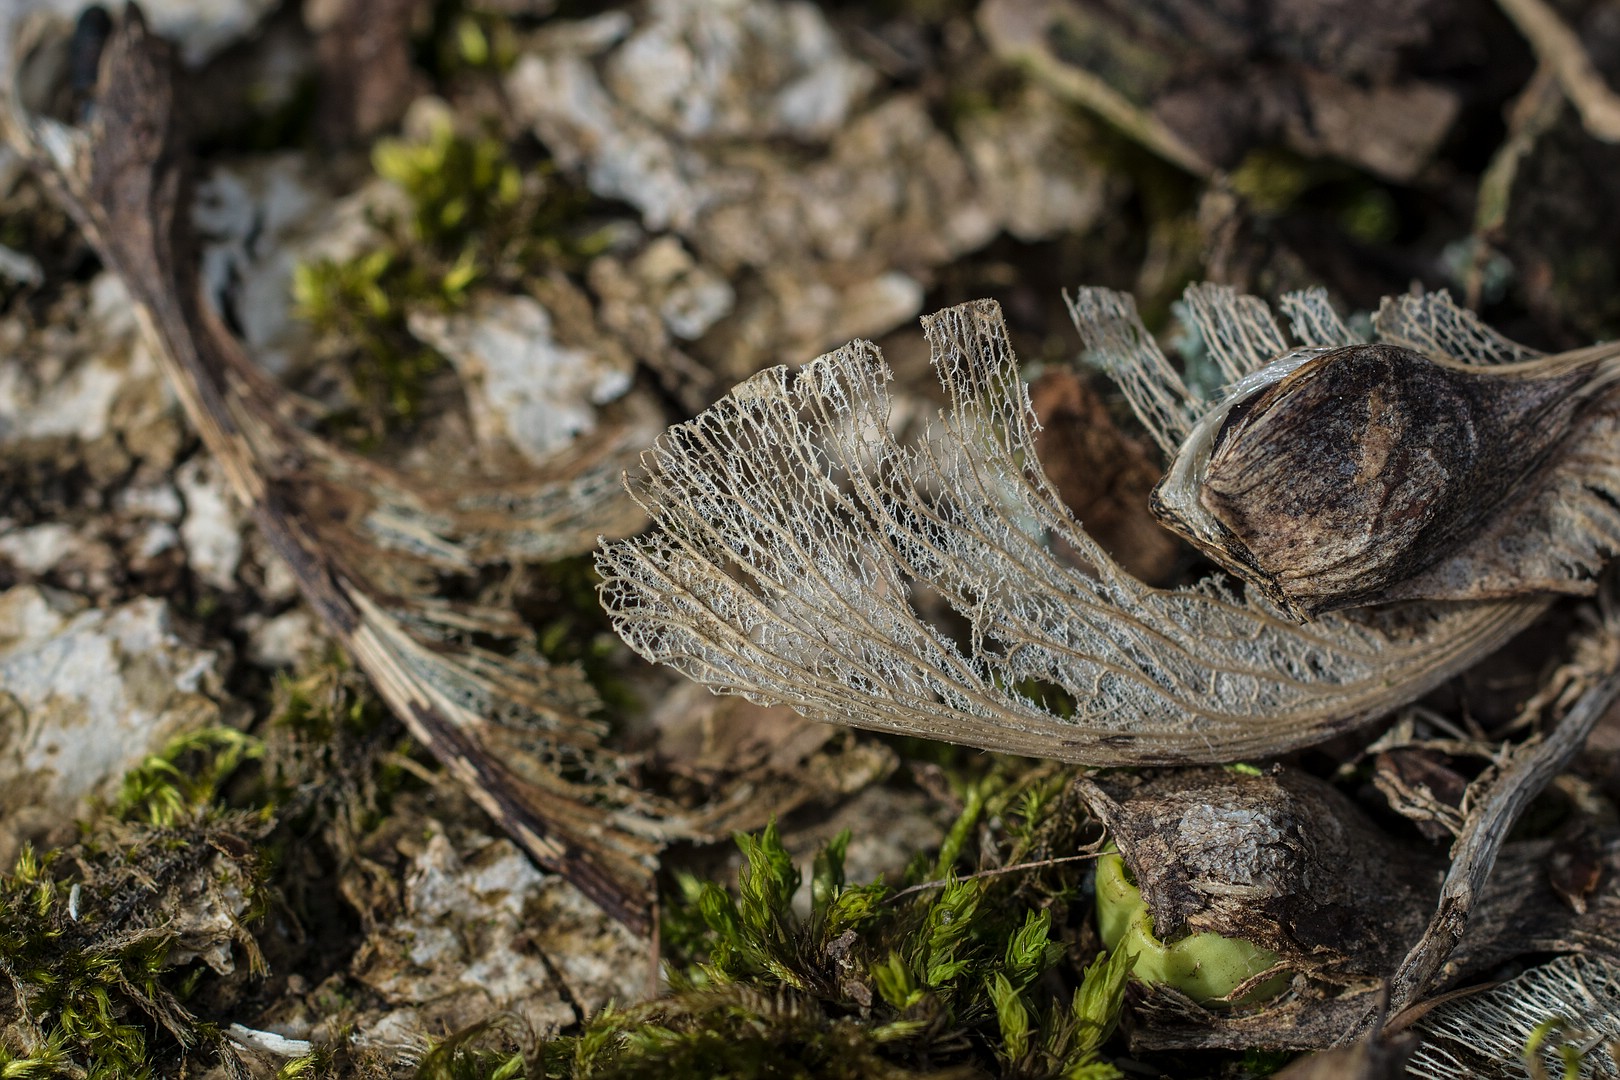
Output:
[
  {"left": 599, "top": 285, "right": 1569, "bottom": 765},
  {"left": 596, "top": 226, "right": 1620, "bottom": 1037},
  {"left": 1, "top": 9, "right": 804, "bottom": 936}
]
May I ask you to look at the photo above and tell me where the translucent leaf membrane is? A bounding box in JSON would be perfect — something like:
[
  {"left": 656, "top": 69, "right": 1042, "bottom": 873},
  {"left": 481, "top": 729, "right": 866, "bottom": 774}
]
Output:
[
  {"left": 1406, "top": 954, "right": 1620, "bottom": 1079},
  {"left": 598, "top": 296, "right": 1546, "bottom": 765}
]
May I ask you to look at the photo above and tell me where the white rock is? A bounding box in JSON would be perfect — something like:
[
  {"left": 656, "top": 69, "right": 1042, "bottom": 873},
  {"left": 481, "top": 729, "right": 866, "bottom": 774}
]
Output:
[
  {"left": 0, "top": 586, "right": 225, "bottom": 841},
  {"left": 135, "top": 521, "right": 181, "bottom": 560},
  {"left": 632, "top": 236, "right": 735, "bottom": 340},
  {"left": 244, "top": 609, "right": 320, "bottom": 669},
  {"left": 225, "top": 1025, "right": 314, "bottom": 1059},
  {"left": 254, "top": 539, "right": 301, "bottom": 603},
  {"left": 0, "top": 273, "right": 168, "bottom": 444},
  {"left": 354, "top": 824, "right": 643, "bottom": 1041},
  {"left": 87, "top": 272, "right": 140, "bottom": 337},
  {"left": 605, "top": 0, "right": 875, "bottom": 141},
  {"left": 408, "top": 292, "right": 634, "bottom": 464},
  {"left": 511, "top": 51, "right": 697, "bottom": 232},
  {"left": 0, "top": 523, "right": 78, "bottom": 575},
  {"left": 190, "top": 158, "right": 383, "bottom": 377},
  {"left": 114, "top": 482, "right": 184, "bottom": 521},
  {"left": 508, "top": 2, "right": 1102, "bottom": 370},
  {"left": 959, "top": 88, "right": 1111, "bottom": 242},
  {"left": 176, "top": 456, "right": 245, "bottom": 590},
  {"left": 150, "top": 0, "right": 280, "bottom": 65},
  {"left": 0, "top": 244, "right": 43, "bottom": 287},
  {"left": 837, "top": 271, "right": 926, "bottom": 344}
]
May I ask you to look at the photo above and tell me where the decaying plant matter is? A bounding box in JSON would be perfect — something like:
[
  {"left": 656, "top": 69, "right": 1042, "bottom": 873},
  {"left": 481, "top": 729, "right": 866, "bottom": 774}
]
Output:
[
  {"left": 1079, "top": 768, "right": 1440, "bottom": 983},
  {"left": 1147, "top": 290, "right": 1620, "bottom": 619},
  {"left": 598, "top": 289, "right": 1572, "bottom": 764},
  {"left": 1, "top": 8, "right": 763, "bottom": 938},
  {"left": 598, "top": 226, "right": 1620, "bottom": 1045}
]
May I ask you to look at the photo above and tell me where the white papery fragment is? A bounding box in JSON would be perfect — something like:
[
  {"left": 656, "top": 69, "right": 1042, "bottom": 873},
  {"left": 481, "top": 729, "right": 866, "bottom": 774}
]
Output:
[{"left": 597, "top": 294, "right": 1545, "bottom": 765}]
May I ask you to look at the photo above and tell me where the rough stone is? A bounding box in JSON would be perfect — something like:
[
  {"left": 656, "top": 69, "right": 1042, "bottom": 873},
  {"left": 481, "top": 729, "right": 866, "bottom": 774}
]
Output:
[
  {"left": 350, "top": 822, "right": 646, "bottom": 1048},
  {"left": 175, "top": 455, "right": 245, "bottom": 591},
  {"left": 407, "top": 291, "right": 635, "bottom": 464},
  {"left": 507, "top": 0, "right": 1107, "bottom": 375},
  {"left": 0, "top": 585, "right": 226, "bottom": 857}
]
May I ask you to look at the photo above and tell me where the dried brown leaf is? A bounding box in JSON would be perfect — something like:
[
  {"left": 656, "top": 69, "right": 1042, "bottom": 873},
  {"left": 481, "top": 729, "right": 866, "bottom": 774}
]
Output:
[{"left": 0, "top": 9, "right": 742, "bottom": 935}]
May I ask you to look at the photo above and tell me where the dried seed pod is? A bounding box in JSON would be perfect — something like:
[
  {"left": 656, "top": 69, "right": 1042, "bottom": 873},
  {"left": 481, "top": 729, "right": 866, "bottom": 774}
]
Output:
[
  {"left": 1143, "top": 290, "right": 1620, "bottom": 620},
  {"left": 1079, "top": 767, "right": 1440, "bottom": 980}
]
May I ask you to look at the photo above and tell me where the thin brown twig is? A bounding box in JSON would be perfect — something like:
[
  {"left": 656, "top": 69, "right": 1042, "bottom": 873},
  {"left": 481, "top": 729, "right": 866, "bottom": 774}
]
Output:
[
  {"left": 1496, "top": 0, "right": 1620, "bottom": 142},
  {"left": 884, "top": 850, "right": 1107, "bottom": 904}
]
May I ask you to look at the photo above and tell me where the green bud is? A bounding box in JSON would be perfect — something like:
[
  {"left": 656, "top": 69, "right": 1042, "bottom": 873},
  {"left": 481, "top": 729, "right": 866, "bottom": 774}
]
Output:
[{"left": 1094, "top": 849, "right": 1288, "bottom": 1005}]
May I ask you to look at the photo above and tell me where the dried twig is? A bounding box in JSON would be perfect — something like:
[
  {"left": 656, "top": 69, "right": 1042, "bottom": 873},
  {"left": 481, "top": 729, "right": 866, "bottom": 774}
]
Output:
[
  {"left": 975, "top": 0, "right": 1216, "bottom": 179},
  {"left": 1370, "top": 606, "right": 1620, "bottom": 1031},
  {"left": 1496, "top": 0, "right": 1620, "bottom": 142}
]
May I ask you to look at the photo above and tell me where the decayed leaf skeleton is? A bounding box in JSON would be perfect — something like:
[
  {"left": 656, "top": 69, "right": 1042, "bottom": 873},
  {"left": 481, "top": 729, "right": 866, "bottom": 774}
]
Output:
[{"left": 597, "top": 286, "right": 1618, "bottom": 764}]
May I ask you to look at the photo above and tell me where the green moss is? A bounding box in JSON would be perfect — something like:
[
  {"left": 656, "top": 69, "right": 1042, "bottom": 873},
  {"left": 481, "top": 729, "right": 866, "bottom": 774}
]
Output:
[
  {"left": 1228, "top": 147, "right": 1404, "bottom": 247},
  {"left": 1338, "top": 187, "right": 1398, "bottom": 245},
  {"left": 269, "top": 654, "right": 393, "bottom": 744},
  {"left": 1093, "top": 849, "right": 1286, "bottom": 1006},
  {"left": 1239, "top": 1048, "right": 1298, "bottom": 1076},
  {"left": 542, "top": 776, "right": 1127, "bottom": 1079},
  {"left": 292, "top": 251, "right": 447, "bottom": 436},
  {"left": 114, "top": 726, "right": 265, "bottom": 826},
  {"left": 415, "top": 1019, "right": 528, "bottom": 1080},
  {"left": 0, "top": 658, "right": 422, "bottom": 1077},
  {"left": 417, "top": 0, "right": 524, "bottom": 82},
  {"left": 262, "top": 655, "right": 418, "bottom": 836},
  {"left": 0, "top": 812, "right": 270, "bottom": 1077},
  {"left": 1228, "top": 151, "right": 1313, "bottom": 214},
  {"left": 293, "top": 113, "right": 608, "bottom": 442},
  {"left": 33, "top": 729, "right": 279, "bottom": 1073}
]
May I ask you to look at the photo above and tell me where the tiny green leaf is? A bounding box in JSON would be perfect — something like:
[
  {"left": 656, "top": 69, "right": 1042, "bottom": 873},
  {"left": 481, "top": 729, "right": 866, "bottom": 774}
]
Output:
[{"left": 989, "top": 971, "right": 1031, "bottom": 1061}]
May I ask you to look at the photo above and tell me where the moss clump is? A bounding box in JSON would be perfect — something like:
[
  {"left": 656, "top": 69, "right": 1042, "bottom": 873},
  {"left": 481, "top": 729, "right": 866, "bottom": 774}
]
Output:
[
  {"left": 260, "top": 655, "right": 419, "bottom": 842},
  {"left": 0, "top": 659, "right": 414, "bottom": 1079},
  {"left": 0, "top": 812, "right": 271, "bottom": 1078},
  {"left": 292, "top": 247, "right": 450, "bottom": 436},
  {"left": 293, "top": 112, "right": 608, "bottom": 442},
  {"left": 522, "top": 774, "right": 1130, "bottom": 1080},
  {"left": 1228, "top": 147, "right": 1403, "bottom": 246},
  {"left": 114, "top": 726, "right": 266, "bottom": 827}
]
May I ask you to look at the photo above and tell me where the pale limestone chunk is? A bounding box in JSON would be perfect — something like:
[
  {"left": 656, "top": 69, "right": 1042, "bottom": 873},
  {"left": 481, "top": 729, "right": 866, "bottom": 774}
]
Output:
[
  {"left": 176, "top": 455, "right": 245, "bottom": 590},
  {"left": 0, "top": 586, "right": 225, "bottom": 853},
  {"left": 408, "top": 292, "right": 634, "bottom": 464}
]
